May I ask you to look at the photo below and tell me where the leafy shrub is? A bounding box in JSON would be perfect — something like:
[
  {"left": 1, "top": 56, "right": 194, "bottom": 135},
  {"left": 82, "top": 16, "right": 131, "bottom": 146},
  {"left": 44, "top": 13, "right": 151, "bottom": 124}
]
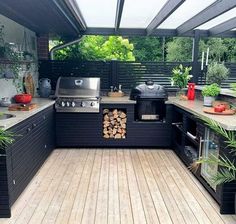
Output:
[{"left": 206, "top": 62, "right": 229, "bottom": 85}]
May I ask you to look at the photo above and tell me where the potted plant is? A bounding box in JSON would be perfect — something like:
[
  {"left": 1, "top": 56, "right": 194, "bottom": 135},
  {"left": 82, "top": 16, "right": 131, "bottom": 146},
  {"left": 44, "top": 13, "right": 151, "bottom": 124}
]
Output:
[
  {"left": 202, "top": 83, "right": 221, "bottom": 106},
  {"left": 206, "top": 62, "right": 229, "bottom": 86},
  {"left": 171, "top": 64, "right": 192, "bottom": 98}
]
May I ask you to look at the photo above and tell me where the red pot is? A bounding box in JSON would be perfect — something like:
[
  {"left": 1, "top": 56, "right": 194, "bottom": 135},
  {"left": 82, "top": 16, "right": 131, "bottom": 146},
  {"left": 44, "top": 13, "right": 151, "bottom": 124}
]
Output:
[{"left": 14, "top": 94, "right": 32, "bottom": 104}]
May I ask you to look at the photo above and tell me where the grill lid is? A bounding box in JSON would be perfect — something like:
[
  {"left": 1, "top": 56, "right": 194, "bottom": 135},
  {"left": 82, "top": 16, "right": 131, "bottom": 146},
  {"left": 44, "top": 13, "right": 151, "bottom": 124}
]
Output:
[
  {"left": 55, "top": 77, "right": 100, "bottom": 98},
  {"left": 130, "top": 80, "right": 168, "bottom": 100}
]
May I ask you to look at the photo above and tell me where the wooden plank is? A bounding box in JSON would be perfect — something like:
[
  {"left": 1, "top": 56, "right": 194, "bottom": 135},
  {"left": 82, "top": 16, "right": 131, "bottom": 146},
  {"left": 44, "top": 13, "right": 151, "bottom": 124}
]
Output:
[
  {"left": 143, "top": 150, "right": 186, "bottom": 224},
  {"left": 13, "top": 150, "right": 70, "bottom": 224},
  {"left": 166, "top": 150, "right": 236, "bottom": 224},
  {"left": 1, "top": 150, "right": 61, "bottom": 224},
  {"left": 150, "top": 150, "right": 199, "bottom": 224},
  {"left": 3, "top": 149, "right": 236, "bottom": 224},
  {"left": 68, "top": 150, "right": 96, "bottom": 224},
  {"left": 108, "top": 150, "right": 120, "bottom": 224},
  {"left": 28, "top": 150, "right": 77, "bottom": 224},
  {"left": 117, "top": 150, "right": 134, "bottom": 224},
  {"left": 42, "top": 150, "right": 88, "bottom": 224},
  {"left": 123, "top": 150, "right": 147, "bottom": 224},
  {"left": 80, "top": 150, "right": 103, "bottom": 224},
  {"left": 135, "top": 150, "right": 172, "bottom": 224},
  {"left": 157, "top": 150, "right": 212, "bottom": 224},
  {"left": 95, "top": 150, "right": 109, "bottom": 224},
  {"left": 129, "top": 150, "right": 162, "bottom": 224},
  {"left": 55, "top": 150, "right": 89, "bottom": 224}
]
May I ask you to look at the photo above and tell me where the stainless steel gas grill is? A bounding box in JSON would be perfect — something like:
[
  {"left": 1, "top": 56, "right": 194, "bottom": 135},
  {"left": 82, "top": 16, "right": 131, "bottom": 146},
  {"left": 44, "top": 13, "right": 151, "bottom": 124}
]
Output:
[{"left": 55, "top": 77, "right": 100, "bottom": 113}]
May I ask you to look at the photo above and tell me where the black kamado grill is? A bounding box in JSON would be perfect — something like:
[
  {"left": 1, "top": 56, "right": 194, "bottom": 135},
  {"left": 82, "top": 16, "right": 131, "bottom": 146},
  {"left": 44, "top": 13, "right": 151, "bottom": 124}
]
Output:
[{"left": 130, "top": 80, "right": 168, "bottom": 121}]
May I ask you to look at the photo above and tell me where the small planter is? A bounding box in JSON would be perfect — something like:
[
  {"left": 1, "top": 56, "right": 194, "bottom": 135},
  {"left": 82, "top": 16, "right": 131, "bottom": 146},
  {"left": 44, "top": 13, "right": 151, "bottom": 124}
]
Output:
[{"left": 204, "top": 96, "right": 215, "bottom": 107}]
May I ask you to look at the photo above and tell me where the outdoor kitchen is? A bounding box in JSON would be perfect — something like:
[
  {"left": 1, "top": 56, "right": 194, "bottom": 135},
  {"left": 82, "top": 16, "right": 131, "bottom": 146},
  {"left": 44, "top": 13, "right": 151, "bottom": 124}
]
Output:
[{"left": 1, "top": 0, "right": 236, "bottom": 223}]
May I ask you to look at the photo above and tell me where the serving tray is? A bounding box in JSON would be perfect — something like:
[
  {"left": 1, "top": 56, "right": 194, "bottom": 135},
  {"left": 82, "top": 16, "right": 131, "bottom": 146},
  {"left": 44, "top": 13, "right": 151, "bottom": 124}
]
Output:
[
  {"left": 203, "top": 107, "right": 235, "bottom": 115},
  {"left": 8, "top": 103, "right": 37, "bottom": 111}
]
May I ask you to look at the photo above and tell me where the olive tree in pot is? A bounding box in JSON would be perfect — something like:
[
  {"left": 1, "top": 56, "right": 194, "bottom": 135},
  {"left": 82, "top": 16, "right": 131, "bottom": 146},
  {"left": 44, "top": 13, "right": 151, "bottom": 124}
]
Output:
[
  {"left": 202, "top": 83, "right": 221, "bottom": 106},
  {"left": 206, "top": 62, "right": 229, "bottom": 86}
]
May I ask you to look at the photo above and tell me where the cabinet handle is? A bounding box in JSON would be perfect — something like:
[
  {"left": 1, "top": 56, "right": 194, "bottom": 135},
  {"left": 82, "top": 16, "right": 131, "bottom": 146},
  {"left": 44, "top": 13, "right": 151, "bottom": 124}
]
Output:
[
  {"left": 172, "top": 122, "right": 183, "bottom": 126},
  {"left": 198, "top": 137, "right": 205, "bottom": 159},
  {"left": 33, "top": 123, "right": 37, "bottom": 128},
  {"left": 27, "top": 127, "right": 31, "bottom": 132}
]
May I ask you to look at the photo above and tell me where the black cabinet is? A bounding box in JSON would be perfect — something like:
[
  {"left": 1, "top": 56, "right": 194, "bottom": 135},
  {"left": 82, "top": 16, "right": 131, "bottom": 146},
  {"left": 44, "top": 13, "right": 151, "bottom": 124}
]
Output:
[
  {"left": 0, "top": 106, "right": 55, "bottom": 218},
  {"left": 171, "top": 105, "right": 236, "bottom": 214},
  {"left": 56, "top": 103, "right": 171, "bottom": 148}
]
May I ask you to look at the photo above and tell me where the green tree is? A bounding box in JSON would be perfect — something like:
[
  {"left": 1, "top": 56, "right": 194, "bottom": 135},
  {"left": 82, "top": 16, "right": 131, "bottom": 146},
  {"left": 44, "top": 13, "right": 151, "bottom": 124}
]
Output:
[
  {"left": 52, "top": 35, "right": 135, "bottom": 61},
  {"left": 166, "top": 37, "right": 193, "bottom": 62},
  {"left": 129, "top": 37, "right": 163, "bottom": 61}
]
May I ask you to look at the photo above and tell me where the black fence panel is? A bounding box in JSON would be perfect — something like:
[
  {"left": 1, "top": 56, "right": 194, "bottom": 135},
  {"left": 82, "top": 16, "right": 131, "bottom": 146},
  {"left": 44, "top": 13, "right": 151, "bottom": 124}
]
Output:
[
  {"left": 39, "top": 60, "right": 111, "bottom": 90},
  {"left": 39, "top": 60, "right": 236, "bottom": 90},
  {"left": 117, "top": 61, "right": 193, "bottom": 90}
]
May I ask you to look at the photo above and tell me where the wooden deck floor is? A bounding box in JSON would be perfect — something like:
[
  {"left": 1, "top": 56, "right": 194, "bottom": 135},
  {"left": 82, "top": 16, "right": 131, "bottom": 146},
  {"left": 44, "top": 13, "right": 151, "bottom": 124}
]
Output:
[{"left": 1, "top": 149, "right": 236, "bottom": 224}]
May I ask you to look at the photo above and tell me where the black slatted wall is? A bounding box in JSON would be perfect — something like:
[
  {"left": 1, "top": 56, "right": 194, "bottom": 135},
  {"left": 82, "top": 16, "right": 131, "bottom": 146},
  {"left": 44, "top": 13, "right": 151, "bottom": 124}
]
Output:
[
  {"left": 39, "top": 60, "right": 111, "bottom": 90},
  {"left": 39, "top": 60, "right": 236, "bottom": 90},
  {"left": 117, "top": 61, "right": 193, "bottom": 89}
]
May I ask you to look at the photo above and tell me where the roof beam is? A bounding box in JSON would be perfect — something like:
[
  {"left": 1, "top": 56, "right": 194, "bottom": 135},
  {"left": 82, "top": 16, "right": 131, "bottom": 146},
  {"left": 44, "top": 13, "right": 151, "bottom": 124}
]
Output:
[
  {"left": 209, "top": 17, "right": 236, "bottom": 36},
  {"left": 52, "top": 0, "right": 82, "bottom": 33},
  {"left": 146, "top": 0, "right": 185, "bottom": 35},
  {"left": 84, "top": 27, "right": 236, "bottom": 37},
  {"left": 177, "top": 0, "right": 236, "bottom": 34},
  {"left": 64, "top": 0, "right": 87, "bottom": 31},
  {"left": 115, "top": 0, "right": 125, "bottom": 31}
]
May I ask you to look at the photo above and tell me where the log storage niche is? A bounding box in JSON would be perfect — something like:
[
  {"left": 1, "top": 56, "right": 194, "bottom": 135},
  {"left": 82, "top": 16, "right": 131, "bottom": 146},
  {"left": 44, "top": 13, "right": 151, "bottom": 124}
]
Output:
[{"left": 103, "top": 109, "right": 127, "bottom": 139}]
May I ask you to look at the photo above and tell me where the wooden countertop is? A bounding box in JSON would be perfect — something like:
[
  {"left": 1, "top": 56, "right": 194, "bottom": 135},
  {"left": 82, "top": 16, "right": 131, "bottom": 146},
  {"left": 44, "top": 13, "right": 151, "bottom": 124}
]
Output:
[
  {"left": 167, "top": 97, "right": 236, "bottom": 130},
  {"left": 0, "top": 98, "right": 55, "bottom": 130},
  {"left": 101, "top": 96, "right": 136, "bottom": 104}
]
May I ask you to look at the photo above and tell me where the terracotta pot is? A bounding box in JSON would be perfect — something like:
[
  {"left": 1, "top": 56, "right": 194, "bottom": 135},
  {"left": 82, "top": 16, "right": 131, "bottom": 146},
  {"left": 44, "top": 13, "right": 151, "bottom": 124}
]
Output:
[{"left": 14, "top": 94, "right": 32, "bottom": 104}]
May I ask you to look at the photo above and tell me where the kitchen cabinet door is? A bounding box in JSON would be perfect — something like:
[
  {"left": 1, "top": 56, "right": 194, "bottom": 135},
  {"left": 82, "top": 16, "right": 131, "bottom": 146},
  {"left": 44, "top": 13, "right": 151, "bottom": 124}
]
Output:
[{"left": 10, "top": 106, "right": 55, "bottom": 205}]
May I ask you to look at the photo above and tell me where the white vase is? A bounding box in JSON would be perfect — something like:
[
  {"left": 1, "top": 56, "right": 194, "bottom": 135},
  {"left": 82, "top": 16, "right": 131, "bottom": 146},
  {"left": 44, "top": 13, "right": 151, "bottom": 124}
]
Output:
[{"left": 203, "top": 96, "right": 215, "bottom": 107}]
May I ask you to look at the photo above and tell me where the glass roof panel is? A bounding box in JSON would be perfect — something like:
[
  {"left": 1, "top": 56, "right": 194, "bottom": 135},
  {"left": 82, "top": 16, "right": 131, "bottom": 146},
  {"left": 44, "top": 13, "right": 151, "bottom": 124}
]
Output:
[
  {"left": 75, "top": 0, "right": 117, "bottom": 27},
  {"left": 120, "top": 0, "right": 168, "bottom": 28},
  {"left": 196, "top": 8, "right": 236, "bottom": 30},
  {"left": 158, "top": 0, "right": 216, "bottom": 29}
]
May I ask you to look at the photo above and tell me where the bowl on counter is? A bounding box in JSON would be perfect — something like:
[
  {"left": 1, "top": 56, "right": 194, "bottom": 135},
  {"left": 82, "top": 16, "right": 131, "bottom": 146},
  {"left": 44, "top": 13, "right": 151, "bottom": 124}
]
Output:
[{"left": 14, "top": 94, "right": 32, "bottom": 104}]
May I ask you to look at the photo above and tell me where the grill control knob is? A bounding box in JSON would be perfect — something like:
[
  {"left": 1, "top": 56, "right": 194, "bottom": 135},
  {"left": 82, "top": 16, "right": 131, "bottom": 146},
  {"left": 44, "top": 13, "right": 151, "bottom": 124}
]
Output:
[
  {"left": 90, "top": 102, "right": 95, "bottom": 107},
  {"left": 66, "top": 102, "right": 70, "bottom": 107},
  {"left": 71, "top": 102, "right": 76, "bottom": 107},
  {"left": 61, "top": 101, "right": 65, "bottom": 107},
  {"left": 80, "top": 102, "right": 85, "bottom": 107}
]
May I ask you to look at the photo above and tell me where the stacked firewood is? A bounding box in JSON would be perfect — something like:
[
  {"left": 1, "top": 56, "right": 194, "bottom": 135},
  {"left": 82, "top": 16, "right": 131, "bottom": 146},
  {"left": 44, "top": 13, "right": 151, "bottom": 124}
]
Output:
[{"left": 103, "top": 109, "right": 127, "bottom": 139}]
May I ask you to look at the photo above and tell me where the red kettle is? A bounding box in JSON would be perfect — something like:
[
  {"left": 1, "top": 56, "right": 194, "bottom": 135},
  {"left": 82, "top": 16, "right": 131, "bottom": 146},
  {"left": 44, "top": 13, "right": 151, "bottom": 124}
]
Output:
[{"left": 187, "top": 83, "right": 195, "bottom": 100}]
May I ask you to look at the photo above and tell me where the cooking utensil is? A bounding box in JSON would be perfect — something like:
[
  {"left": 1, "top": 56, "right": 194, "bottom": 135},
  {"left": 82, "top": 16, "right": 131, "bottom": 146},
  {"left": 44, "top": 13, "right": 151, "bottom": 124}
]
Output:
[
  {"left": 8, "top": 103, "right": 37, "bottom": 111},
  {"left": 14, "top": 94, "right": 32, "bottom": 104},
  {"left": 24, "top": 73, "right": 35, "bottom": 96},
  {"left": 203, "top": 107, "right": 235, "bottom": 115}
]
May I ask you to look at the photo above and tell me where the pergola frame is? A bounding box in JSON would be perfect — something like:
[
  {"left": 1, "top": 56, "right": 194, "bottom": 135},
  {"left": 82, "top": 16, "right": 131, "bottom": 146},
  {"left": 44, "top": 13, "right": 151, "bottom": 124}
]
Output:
[
  {"left": 0, "top": 0, "right": 236, "bottom": 38},
  {"left": 1, "top": 0, "right": 236, "bottom": 83}
]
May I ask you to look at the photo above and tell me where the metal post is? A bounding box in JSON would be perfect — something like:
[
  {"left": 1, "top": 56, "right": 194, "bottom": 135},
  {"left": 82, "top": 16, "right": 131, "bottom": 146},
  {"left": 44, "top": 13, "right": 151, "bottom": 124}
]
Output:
[{"left": 192, "top": 30, "right": 200, "bottom": 84}]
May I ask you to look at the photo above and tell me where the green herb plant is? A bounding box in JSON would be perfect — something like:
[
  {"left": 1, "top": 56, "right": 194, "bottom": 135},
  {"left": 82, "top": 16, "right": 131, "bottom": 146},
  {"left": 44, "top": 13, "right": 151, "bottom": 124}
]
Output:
[
  {"left": 201, "top": 83, "right": 221, "bottom": 97},
  {"left": 170, "top": 64, "right": 192, "bottom": 89}
]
